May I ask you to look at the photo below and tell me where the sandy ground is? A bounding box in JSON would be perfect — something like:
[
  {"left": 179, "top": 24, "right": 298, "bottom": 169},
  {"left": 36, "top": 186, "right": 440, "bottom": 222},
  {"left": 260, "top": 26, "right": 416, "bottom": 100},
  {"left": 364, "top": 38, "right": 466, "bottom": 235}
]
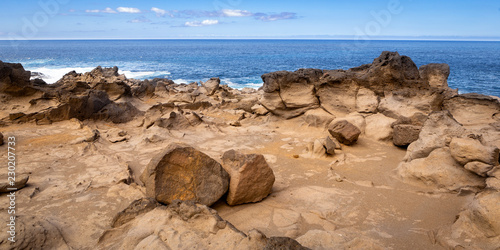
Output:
[{"left": 0, "top": 108, "right": 471, "bottom": 249}]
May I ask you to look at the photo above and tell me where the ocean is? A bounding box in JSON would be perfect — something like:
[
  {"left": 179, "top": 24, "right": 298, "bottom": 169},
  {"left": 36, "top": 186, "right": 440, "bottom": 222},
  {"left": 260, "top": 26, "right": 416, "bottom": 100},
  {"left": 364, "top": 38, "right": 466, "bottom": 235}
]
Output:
[{"left": 0, "top": 39, "right": 499, "bottom": 97}]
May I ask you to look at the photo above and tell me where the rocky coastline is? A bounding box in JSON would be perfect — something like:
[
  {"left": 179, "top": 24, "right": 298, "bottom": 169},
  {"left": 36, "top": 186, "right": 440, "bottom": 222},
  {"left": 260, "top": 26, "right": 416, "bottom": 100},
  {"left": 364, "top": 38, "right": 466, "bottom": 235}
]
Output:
[{"left": 0, "top": 52, "right": 499, "bottom": 249}]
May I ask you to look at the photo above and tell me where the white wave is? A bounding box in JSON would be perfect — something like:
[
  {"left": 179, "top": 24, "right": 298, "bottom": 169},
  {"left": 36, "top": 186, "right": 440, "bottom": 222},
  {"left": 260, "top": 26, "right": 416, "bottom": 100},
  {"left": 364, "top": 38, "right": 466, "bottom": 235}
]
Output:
[
  {"left": 28, "top": 66, "right": 95, "bottom": 84},
  {"left": 119, "top": 70, "right": 171, "bottom": 80},
  {"left": 220, "top": 78, "right": 263, "bottom": 89}
]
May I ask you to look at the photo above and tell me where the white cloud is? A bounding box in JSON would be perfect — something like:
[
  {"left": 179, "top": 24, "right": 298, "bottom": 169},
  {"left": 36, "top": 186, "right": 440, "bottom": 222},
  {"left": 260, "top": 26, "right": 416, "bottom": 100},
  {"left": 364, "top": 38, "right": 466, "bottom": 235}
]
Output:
[
  {"left": 85, "top": 7, "right": 116, "bottom": 14},
  {"left": 129, "top": 16, "right": 152, "bottom": 23},
  {"left": 151, "top": 7, "right": 167, "bottom": 17},
  {"left": 185, "top": 19, "right": 219, "bottom": 27},
  {"left": 221, "top": 9, "right": 252, "bottom": 17},
  {"left": 117, "top": 7, "right": 141, "bottom": 13}
]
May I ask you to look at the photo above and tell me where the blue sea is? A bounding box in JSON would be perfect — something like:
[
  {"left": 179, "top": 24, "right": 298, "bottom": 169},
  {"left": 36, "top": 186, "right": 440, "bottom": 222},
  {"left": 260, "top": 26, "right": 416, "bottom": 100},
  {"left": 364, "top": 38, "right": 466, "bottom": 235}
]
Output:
[{"left": 0, "top": 40, "right": 499, "bottom": 97}]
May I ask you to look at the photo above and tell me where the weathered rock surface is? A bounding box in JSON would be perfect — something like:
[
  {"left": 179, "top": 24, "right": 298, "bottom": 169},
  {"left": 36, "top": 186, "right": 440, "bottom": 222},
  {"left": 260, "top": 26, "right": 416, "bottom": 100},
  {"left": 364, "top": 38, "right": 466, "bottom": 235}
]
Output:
[
  {"left": 450, "top": 137, "right": 499, "bottom": 166},
  {"left": 397, "top": 148, "right": 486, "bottom": 192},
  {"left": 302, "top": 108, "right": 335, "bottom": 128},
  {"left": 221, "top": 150, "right": 275, "bottom": 206},
  {"left": 365, "top": 114, "right": 396, "bottom": 141},
  {"left": 259, "top": 52, "right": 449, "bottom": 119},
  {"left": 443, "top": 93, "right": 500, "bottom": 126},
  {"left": 141, "top": 143, "right": 229, "bottom": 206},
  {"left": 464, "top": 162, "right": 495, "bottom": 177},
  {"left": 438, "top": 191, "right": 500, "bottom": 250},
  {"left": 392, "top": 124, "right": 421, "bottom": 147},
  {"left": 98, "top": 200, "right": 307, "bottom": 250},
  {"left": 0, "top": 60, "right": 38, "bottom": 96},
  {"left": 202, "top": 77, "right": 221, "bottom": 96},
  {"left": 0, "top": 175, "right": 29, "bottom": 193},
  {"left": 328, "top": 120, "right": 361, "bottom": 145},
  {"left": 111, "top": 198, "right": 160, "bottom": 228}
]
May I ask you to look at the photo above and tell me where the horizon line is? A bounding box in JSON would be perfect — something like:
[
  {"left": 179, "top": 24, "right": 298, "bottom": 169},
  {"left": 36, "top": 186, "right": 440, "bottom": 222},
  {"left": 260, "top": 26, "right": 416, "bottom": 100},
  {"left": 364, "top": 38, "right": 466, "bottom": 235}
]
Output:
[{"left": 1, "top": 37, "right": 500, "bottom": 42}]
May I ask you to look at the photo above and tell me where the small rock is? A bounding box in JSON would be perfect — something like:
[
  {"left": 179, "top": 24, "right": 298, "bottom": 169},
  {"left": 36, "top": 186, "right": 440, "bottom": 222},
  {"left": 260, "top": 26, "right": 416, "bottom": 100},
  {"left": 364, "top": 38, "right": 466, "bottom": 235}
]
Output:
[
  {"left": 323, "top": 136, "right": 337, "bottom": 155},
  {"left": 293, "top": 154, "right": 300, "bottom": 159},
  {"left": 230, "top": 121, "right": 242, "bottom": 127},
  {"left": 221, "top": 150, "right": 275, "bottom": 206},
  {"left": 464, "top": 161, "right": 495, "bottom": 177},
  {"left": 141, "top": 143, "right": 229, "bottom": 206},
  {"left": 328, "top": 120, "right": 361, "bottom": 145},
  {"left": 0, "top": 175, "right": 29, "bottom": 193}
]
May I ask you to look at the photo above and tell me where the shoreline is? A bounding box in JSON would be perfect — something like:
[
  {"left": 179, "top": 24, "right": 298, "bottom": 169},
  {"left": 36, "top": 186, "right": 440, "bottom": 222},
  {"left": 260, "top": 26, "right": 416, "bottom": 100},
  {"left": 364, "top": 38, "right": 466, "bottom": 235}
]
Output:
[{"left": 0, "top": 51, "right": 499, "bottom": 249}]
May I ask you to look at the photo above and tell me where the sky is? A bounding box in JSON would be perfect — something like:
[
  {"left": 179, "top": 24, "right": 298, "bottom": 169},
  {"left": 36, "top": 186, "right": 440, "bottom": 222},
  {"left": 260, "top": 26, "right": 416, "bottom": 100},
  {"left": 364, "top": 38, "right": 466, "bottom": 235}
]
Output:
[{"left": 1, "top": 0, "right": 500, "bottom": 40}]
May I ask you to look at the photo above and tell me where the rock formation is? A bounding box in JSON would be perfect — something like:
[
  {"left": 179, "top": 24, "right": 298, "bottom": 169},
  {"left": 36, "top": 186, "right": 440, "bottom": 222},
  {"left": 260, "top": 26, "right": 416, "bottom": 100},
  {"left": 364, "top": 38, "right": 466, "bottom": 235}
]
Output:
[
  {"left": 221, "top": 150, "right": 275, "bottom": 206},
  {"left": 141, "top": 143, "right": 230, "bottom": 206}
]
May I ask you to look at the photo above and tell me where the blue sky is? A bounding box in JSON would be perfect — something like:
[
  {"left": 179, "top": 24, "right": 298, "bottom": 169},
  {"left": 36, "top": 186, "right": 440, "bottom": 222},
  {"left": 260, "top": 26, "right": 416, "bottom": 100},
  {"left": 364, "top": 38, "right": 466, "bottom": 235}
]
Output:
[{"left": 1, "top": 0, "right": 499, "bottom": 40}]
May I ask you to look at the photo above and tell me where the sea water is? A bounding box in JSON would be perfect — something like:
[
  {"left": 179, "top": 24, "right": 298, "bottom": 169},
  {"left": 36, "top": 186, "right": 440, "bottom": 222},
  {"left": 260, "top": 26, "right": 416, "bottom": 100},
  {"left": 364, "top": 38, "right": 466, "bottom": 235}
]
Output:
[{"left": 0, "top": 39, "right": 498, "bottom": 96}]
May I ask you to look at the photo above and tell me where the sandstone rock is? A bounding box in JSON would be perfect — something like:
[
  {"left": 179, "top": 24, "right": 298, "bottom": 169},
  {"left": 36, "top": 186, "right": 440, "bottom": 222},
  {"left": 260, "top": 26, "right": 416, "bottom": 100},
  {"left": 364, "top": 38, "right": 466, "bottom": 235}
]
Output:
[
  {"left": 449, "top": 137, "right": 499, "bottom": 166},
  {"left": 393, "top": 124, "right": 421, "bottom": 147},
  {"left": 251, "top": 104, "right": 269, "bottom": 115},
  {"left": 365, "top": 114, "right": 396, "bottom": 141},
  {"left": 397, "top": 148, "right": 485, "bottom": 192},
  {"left": 404, "top": 111, "right": 466, "bottom": 162},
  {"left": 377, "top": 89, "right": 443, "bottom": 119},
  {"left": 202, "top": 77, "right": 220, "bottom": 96},
  {"left": 98, "top": 200, "right": 306, "bottom": 250},
  {"left": 221, "top": 150, "right": 275, "bottom": 206},
  {"left": 323, "top": 136, "right": 337, "bottom": 155},
  {"left": 356, "top": 87, "right": 379, "bottom": 113},
  {"left": 328, "top": 120, "right": 361, "bottom": 145},
  {"left": 447, "top": 191, "right": 500, "bottom": 250},
  {"left": 486, "top": 177, "right": 500, "bottom": 191},
  {"left": 302, "top": 108, "right": 335, "bottom": 128},
  {"left": 296, "top": 230, "right": 385, "bottom": 250},
  {"left": 464, "top": 161, "right": 495, "bottom": 177},
  {"left": 443, "top": 93, "right": 500, "bottom": 126},
  {"left": 419, "top": 63, "right": 450, "bottom": 89},
  {"left": 260, "top": 69, "right": 322, "bottom": 118},
  {"left": 0, "top": 175, "right": 29, "bottom": 193},
  {"left": 141, "top": 143, "right": 229, "bottom": 206},
  {"left": 155, "top": 111, "right": 203, "bottom": 130},
  {"left": 0, "top": 217, "right": 70, "bottom": 250},
  {"left": 111, "top": 198, "right": 160, "bottom": 228},
  {"left": 106, "top": 129, "right": 130, "bottom": 143}
]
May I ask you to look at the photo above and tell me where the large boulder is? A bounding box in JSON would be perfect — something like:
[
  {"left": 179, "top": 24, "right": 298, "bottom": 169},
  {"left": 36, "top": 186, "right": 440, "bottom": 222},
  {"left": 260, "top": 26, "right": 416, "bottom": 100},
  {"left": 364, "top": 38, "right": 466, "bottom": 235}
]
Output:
[
  {"left": 221, "top": 150, "right": 275, "bottom": 206},
  {"left": 140, "top": 143, "right": 229, "bottom": 206},
  {"left": 397, "top": 148, "right": 486, "bottom": 192},
  {"left": 449, "top": 137, "right": 499, "bottom": 166},
  {"left": 328, "top": 120, "right": 361, "bottom": 145},
  {"left": 98, "top": 200, "right": 307, "bottom": 250},
  {"left": 443, "top": 93, "right": 500, "bottom": 126}
]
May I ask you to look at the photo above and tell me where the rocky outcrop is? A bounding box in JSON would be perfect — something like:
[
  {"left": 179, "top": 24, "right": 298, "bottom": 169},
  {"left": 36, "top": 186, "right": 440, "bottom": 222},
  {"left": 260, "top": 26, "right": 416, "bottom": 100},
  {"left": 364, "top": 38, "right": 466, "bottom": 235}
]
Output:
[
  {"left": 443, "top": 93, "right": 500, "bottom": 127},
  {"left": 140, "top": 143, "right": 229, "bottom": 206},
  {"left": 0, "top": 60, "right": 39, "bottom": 96},
  {"left": 259, "top": 52, "right": 449, "bottom": 119},
  {"left": 98, "top": 200, "right": 307, "bottom": 250},
  {"left": 221, "top": 150, "right": 275, "bottom": 206},
  {"left": 328, "top": 120, "right": 361, "bottom": 145},
  {"left": 202, "top": 77, "right": 220, "bottom": 96}
]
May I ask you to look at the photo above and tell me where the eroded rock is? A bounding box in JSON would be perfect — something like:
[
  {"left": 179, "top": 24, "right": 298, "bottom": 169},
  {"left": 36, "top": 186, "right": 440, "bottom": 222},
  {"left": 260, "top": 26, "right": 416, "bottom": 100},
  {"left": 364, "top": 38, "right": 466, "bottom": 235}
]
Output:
[
  {"left": 141, "top": 143, "right": 229, "bottom": 206},
  {"left": 221, "top": 150, "right": 275, "bottom": 206},
  {"left": 328, "top": 120, "right": 361, "bottom": 146}
]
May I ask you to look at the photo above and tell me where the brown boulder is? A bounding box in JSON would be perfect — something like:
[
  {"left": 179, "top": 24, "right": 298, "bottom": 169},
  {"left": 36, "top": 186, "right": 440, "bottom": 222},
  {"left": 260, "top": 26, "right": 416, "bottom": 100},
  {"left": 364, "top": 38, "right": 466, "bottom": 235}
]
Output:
[
  {"left": 141, "top": 143, "right": 229, "bottom": 206},
  {"left": 202, "top": 77, "right": 220, "bottom": 96},
  {"left": 221, "top": 150, "right": 275, "bottom": 206},
  {"left": 393, "top": 124, "right": 421, "bottom": 147},
  {"left": 328, "top": 120, "right": 361, "bottom": 145},
  {"left": 0, "top": 60, "right": 37, "bottom": 96}
]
